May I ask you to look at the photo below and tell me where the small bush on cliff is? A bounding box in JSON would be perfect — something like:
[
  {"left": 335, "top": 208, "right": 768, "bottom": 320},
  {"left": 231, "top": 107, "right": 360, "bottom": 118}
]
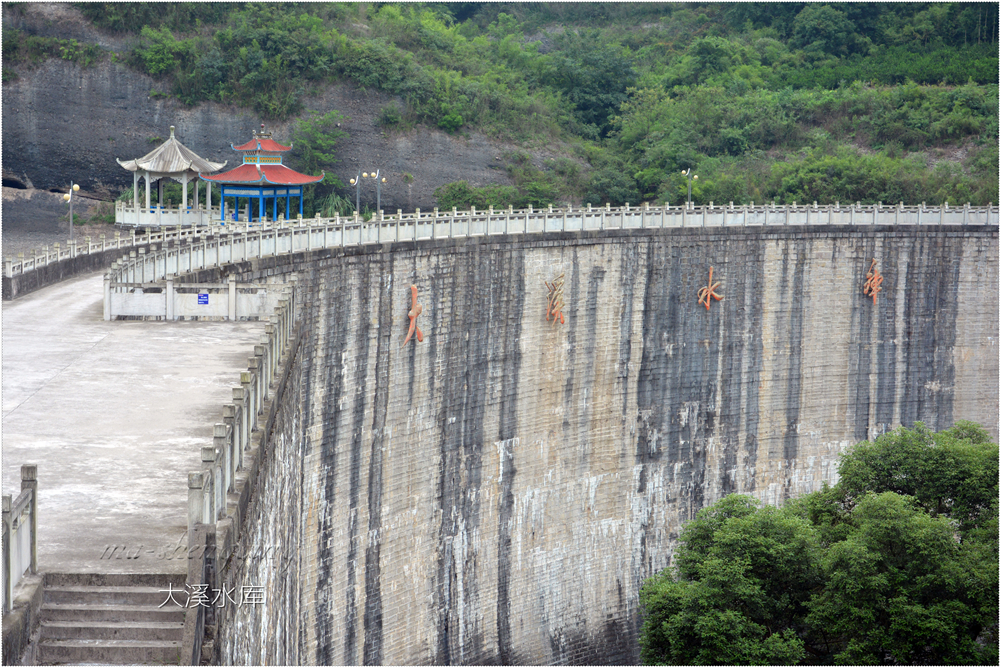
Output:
[{"left": 639, "top": 422, "right": 998, "bottom": 665}]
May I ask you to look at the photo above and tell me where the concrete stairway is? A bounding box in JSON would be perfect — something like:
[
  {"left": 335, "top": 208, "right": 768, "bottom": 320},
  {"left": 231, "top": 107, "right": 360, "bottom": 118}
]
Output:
[{"left": 37, "top": 573, "right": 186, "bottom": 665}]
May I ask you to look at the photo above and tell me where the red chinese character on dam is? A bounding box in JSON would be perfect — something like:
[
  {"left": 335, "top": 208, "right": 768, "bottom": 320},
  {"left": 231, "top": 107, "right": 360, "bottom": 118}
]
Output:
[
  {"left": 697, "top": 266, "right": 724, "bottom": 311},
  {"left": 546, "top": 273, "right": 566, "bottom": 325},
  {"left": 863, "top": 258, "right": 884, "bottom": 305},
  {"left": 402, "top": 284, "right": 424, "bottom": 347}
]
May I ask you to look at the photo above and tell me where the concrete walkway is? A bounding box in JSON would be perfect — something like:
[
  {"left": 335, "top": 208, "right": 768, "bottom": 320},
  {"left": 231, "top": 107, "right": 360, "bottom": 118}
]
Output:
[{"left": 2, "top": 270, "right": 265, "bottom": 574}]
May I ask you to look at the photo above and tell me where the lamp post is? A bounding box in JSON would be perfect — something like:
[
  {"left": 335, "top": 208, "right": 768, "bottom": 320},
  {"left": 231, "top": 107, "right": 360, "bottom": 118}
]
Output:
[
  {"left": 366, "top": 169, "right": 386, "bottom": 212},
  {"left": 350, "top": 170, "right": 362, "bottom": 213},
  {"left": 63, "top": 182, "right": 80, "bottom": 240},
  {"left": 350, "top": 169, "right": 388, "bottom": 214},
  {"left": 682, "top": 168, "right": 698, "bottom": 206}
]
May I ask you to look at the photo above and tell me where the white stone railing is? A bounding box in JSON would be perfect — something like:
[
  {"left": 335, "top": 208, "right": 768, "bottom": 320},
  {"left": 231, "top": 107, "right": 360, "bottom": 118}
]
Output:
[
  {"left": 4, "top": 225, "right": 211, "bottom": 278},
  {"left": 115, "top": 201, "right": 222, "bottom": 228},
  {"left": 104, "top": 201, "right": 998, "bottom": 319},
  {"left": 2, "top": 465, "right": 37, "bottom": 615},
  {"left": 106, "top": 274, "right": 292, "bottom": 321},
  {"left": 8, "top": 201, "right": 996, "bottom": 286},
  {"left": 187, "top": 283, "right": 297, "bottom": 538}
]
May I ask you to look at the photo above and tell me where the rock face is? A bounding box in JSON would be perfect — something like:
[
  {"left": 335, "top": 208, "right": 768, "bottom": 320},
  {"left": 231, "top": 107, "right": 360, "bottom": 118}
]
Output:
[
  {"left": 211, "top": 226, "right": 997, "bottom": 665},
  {"left": 2, "top": 57, "right": 519, "bottom": 219}
]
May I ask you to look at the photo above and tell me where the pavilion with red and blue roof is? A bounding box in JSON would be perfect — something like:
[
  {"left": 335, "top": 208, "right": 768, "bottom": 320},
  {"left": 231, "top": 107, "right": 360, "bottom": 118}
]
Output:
[{"left": 200, "top": 123, "right": 324, "bottom": 223}]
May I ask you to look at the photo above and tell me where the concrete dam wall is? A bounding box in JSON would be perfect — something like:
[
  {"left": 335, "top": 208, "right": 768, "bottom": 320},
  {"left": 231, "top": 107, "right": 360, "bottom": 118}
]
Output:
[{"left": 215, "top": 226, "right": 997, "bottom": 665}]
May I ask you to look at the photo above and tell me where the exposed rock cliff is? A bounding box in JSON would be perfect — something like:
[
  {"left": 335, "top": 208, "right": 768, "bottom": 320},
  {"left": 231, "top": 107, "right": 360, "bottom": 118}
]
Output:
[
  {"left": 2, "top": 2, "right": 557, "bottom": 227},
  {"left": 3, "top": 57, "right": 521, "bottom": 214}
]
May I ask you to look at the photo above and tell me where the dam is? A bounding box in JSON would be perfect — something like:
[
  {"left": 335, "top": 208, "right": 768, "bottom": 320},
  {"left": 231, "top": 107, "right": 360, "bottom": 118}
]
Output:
[{"left": 3, "top": 205, "right": 998, "bottom": 665}]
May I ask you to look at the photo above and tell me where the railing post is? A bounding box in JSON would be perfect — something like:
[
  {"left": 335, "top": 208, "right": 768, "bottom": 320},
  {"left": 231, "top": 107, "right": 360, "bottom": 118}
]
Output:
[
  {"left": 3, "top": 494, "right": 12, "bottom": 614},
  {"left": 201, "top": 445, "right": 222, "bottom": 521},
  {"left": 242, "top": 370, "right": 257, "bottom": 434},
  {"left": 214, "top": 423, "right": 233, "bottom": 495},
  {"left": 188, "top": 471, "right": 205, "bottom": 533},
  {"left": 223, "top": 403, "right": 242, "bottom": 472},
  {"left": 255, "top": 342, "right": 269, "bottom": 398},
  {"left": 233, "top": 386, "right": 249, "bottom": 453},
  {"left": 104, "top": 276, "right": 112, "bottom": 321},
  {"left": 21, "top": 465, "right": 37, "bottom": 575}
]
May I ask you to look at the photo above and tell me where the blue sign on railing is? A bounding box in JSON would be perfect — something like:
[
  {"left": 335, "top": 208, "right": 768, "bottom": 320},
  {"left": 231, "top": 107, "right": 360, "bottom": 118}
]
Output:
[{"left": 198, "top": 294, "right": 209, "bottom": 305}]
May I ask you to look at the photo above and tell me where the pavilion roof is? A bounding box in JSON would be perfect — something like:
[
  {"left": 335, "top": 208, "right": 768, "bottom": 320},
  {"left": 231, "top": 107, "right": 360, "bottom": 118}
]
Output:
[
  {"left": 233, "top": 123, "right": 293, "bottom": 152},
  {"left": 199, "top": 163, "right": 324, "bottom": 186},
  {"left": 117, "top": 126, "right": 226, "bottom": 175},
  {"left": 232, "top": 137, "right": 294, "bottom": 153}
]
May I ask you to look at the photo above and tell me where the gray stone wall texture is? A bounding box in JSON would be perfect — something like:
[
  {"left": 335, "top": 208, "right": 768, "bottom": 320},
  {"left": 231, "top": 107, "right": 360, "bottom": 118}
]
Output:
[{"left": 217, "top": 226, "right": 998, "bottom": 665}]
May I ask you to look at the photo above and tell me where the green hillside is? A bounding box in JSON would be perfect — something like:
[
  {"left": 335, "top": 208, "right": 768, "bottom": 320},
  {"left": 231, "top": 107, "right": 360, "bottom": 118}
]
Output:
[{"left": 5, "top": 2, "right": 997, "bottom": 209}]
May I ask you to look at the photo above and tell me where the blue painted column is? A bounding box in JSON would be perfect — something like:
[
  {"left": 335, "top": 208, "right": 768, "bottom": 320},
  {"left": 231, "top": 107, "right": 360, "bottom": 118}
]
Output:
[
  {"left": 298, "top": 190, "right": 304, "bottom": 216},
  {"left": 286, "top": 193, "right": 290, "bottom": 219},
  {"left": 258, "top": 194, "right": 264, "bottom": 222}
]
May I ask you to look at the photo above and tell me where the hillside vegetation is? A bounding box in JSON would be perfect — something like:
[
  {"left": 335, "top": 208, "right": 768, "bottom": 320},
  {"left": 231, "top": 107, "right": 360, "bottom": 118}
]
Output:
[{"left": 4, "top": 2, "right": 997, "bottom": 212}]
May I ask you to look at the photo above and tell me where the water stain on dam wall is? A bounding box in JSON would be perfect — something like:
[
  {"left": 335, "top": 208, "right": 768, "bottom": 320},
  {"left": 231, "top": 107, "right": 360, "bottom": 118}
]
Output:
[{"left": 217, "top": 227, "right": 998, "bottom": 665}]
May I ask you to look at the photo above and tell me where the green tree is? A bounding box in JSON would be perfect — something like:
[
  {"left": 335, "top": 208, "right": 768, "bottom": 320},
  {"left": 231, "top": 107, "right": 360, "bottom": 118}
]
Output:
[
  {"left": 806, "top": 491, "right": 997, "bottom": 664},
  {"left": 289, "top": 109, "right": 347, "bottom": 216},
  {"left": 640, "top": 423, "right": 999, "bottom": 665},
  {"left": 640, "top": 495, "right": 821, "bottom": 665},
  {"left": 791, "top": 5, "right": 859, "bottom": 57},
  {"left": 835, "top": 421, "right": 998, "bottom": 535}
]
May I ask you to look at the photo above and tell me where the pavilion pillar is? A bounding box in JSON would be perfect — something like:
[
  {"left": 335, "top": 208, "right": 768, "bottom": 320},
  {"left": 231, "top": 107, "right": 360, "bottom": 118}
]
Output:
[
  {"left": 157, "top": 179, "right": 164, "bottom": 207},
  {"left": 182, "top": 174, "right": 188, "bottom": 211},
  {"left": 145, "top": 173, "right": 151, "bottom": 210},
  {"left": 299, "top": 193, "right": 304, "bottom": 217},
  {"left": 133, "top": 171, "right": 138, "bottom": 209},
  {"left": 286, "top": 193, "right": 290, "bottom": 219},
  {"left": 258, "top": 195, "right": 264, "bottom": 222},
  {"left": 193, "top": 178, "right": 199, "bottom": 210}
]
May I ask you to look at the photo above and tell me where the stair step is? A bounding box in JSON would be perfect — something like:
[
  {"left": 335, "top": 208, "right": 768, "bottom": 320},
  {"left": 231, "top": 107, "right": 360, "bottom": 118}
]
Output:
[
  {"left": 44, "top": 585, "right": 184, "bottom": 606},
  {"left": 44, "top": 572, "right": 187, "bottom": 588},
  {"left": 39, "top": 638, "right": 181, "bottom": 665},
  {"left": 42, "top": 620, "right": 184, "bottom": 641},
  {"left": 41, "top": 602, "right": 186, "bottom": 623}
]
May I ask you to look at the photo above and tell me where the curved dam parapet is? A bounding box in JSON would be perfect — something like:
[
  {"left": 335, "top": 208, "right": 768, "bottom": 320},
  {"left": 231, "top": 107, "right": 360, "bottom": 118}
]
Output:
[{"left": 206, "top": 225, "right": 996, "bottom": 665}]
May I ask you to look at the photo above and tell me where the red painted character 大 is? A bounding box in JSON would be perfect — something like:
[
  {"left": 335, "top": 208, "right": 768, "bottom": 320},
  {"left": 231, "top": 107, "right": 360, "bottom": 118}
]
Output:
[{"left": 402, "top": 284, "right": 424, "bottom": 346}]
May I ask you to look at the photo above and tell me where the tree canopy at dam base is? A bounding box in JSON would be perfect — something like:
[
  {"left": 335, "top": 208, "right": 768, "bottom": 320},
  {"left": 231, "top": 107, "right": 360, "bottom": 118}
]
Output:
[{"left": 640, "top": 422, "right": 999, "bottom": 665}]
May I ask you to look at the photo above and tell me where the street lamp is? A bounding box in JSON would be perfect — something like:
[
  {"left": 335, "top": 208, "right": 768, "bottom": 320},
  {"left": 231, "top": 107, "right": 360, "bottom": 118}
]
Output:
[
  {"left": 682, "top": 169, "right": 698, "bottom": 206},
  {"left": 366, "top": 169, "right": 386, "bottom": 212},
  {"left": 350, "top": 170, "right": 362, "bottom": 213},
  {"left": 350, "top": 169, "right": 388, "bottom": 214},
  {"left": 63, "top": 182, "right": 80, "bottom": 240}
]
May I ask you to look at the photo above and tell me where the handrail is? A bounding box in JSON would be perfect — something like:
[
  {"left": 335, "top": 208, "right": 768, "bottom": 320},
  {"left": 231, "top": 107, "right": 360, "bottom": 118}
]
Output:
[
  {"left": 9, "top": 201, "right": 997, "bottom": 280},
  {"left": 3, "top": 465, "right": 38, "bottom": 615}
]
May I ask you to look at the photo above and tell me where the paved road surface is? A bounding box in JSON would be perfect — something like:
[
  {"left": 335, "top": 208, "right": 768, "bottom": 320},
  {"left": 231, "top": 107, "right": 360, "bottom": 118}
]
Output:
[{"left": 2, "top": 270, "right": 265, "bottom": 574}]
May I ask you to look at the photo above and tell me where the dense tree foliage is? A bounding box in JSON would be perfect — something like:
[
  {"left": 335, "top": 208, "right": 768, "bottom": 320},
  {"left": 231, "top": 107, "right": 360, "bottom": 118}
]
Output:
[
  {"left": 3, "top": 2, "right": 996, "bottom": 210},
  {"left": 640, "top": 422, "right": 998, "bottom": 665}
]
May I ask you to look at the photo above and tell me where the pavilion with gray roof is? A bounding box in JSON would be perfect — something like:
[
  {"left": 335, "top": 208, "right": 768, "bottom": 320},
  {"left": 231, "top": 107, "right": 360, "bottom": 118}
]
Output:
[{"left": 117, "top": 126, "right": 226, "bottom": 213}]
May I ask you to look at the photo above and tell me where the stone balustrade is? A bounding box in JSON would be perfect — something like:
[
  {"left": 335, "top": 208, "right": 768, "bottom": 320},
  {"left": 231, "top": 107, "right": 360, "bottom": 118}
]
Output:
[
  {"left": 186, "top": 280, "right": 297, "bottom": 557},
  {"left": 3, "top": 465, "right": 38, "bottom": 615},
  {"left": 115, "top": 201, "right": 222, "bottom": 228},
  {"left": 8, "top": 202, "right": 997, "bottom": 284}
]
